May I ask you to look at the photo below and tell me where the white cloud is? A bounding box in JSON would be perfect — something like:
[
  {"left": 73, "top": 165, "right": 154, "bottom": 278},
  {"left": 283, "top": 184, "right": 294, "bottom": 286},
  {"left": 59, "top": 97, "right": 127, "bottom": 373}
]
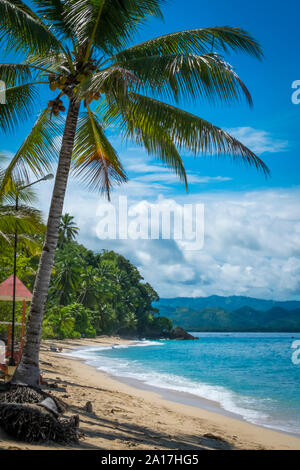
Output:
[
  {"left": 134, "top": 172, "right": 231, "bottom": 184},
  {"left": 125, "top": 154, "right": 232, "bottom": 188},
  {"left": 2, "top": 123, "right": 295, "bottom": 302},
  {"left": 38, "top": 181, "right": 300, "bottom": 301},
  {"left": 227, "top": 127, "right": 288, "bottom": 154}
]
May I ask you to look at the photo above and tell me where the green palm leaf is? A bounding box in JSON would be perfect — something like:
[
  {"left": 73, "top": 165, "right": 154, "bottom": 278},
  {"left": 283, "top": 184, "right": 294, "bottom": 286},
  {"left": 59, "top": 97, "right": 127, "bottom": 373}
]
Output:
[
  {"left": 0, "top": 83, "right": 40, "bottom": 133},
  {"left": 0, "top": 0, "right": 62, "bottom": 54},
  {"left": 72, "top": 108, "right": 127, "bottom": 199},
  {"left": 101, "top": 93, "right": 270, "bottom": 176},
  {"left": 138, "top": 131, "right": 188, "bottom": 190},
  {"left": 0, "top": 63, "right": 37, "bottom": 86},
  {"left": 66, "top": 0, "right": 165, "bottom": 56},
  {"left": 98, "top": 98, "right": 188, "bottom": 188},
  {"left": 79, "top": 66, "right": 139, "bottom": 106},
  {"left": 114, "top": 26, "right": 263, "bottom": 61},
  {"left": 116, "top": 52, "right": 253, "bottom": 105},
  {"left": 24, "top": 52, "right": 69, "bottom": 75},
  {"left": 0, "top": 109, "right": 62, "bottom": 196},
  {"left": 32, "top": 0, "right": 75, "bottom": 40},
  {"left": 0, "top": 203, "right": 45, "bottom": 250}
]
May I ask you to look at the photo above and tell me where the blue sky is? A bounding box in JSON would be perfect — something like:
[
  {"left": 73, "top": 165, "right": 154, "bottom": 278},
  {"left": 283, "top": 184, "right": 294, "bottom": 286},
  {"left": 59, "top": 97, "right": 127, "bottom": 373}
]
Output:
[{"left": 1, "top": 0, "right": 300, "bottom": 300}]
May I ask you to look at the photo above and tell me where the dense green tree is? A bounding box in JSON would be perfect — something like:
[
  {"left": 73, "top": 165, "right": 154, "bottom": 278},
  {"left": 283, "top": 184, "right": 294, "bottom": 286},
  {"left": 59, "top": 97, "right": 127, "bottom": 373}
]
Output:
[
  {"left": 51, "top": 243, "right": 82, "bottom": 305},
  {"left": 43, "top": 232, "right": 165, "bottom": 339},
  {"left": 43, "top": 304, "right": 80, "bottom": 339}
]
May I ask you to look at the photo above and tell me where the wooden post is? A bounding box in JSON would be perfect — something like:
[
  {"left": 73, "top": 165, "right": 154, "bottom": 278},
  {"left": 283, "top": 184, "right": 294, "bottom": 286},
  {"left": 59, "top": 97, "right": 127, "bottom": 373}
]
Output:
[
  {"left": 20, "top": 299, "right": 26, "bottom": 353},
  {"left": 7, "top": 323, "right": 11, "bottom": 355}
]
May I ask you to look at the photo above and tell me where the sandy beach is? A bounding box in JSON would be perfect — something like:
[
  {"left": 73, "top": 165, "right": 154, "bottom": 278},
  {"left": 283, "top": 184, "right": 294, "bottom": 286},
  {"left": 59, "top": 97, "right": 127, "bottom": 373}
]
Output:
[{"left": 1, "top": 335, "right": 300, "bottom": 450}]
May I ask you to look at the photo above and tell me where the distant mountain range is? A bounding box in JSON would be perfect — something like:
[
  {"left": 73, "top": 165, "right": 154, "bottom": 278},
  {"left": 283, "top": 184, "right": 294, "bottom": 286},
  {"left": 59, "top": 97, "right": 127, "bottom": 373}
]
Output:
[{"left": 155, "top": 296, "right": 300, "bottom": 332}]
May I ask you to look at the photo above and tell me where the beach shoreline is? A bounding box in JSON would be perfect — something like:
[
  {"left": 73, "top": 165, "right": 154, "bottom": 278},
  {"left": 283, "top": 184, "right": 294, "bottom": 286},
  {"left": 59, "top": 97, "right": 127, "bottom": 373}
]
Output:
[{"left": 1, "top": 335, "right": 300, "bottom": 450}]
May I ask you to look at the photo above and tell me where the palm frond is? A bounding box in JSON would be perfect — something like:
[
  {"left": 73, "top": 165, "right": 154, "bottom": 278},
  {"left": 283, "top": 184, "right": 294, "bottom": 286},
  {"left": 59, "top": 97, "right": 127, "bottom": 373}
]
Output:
[
  {"left": 0, "top": 177, "right": 38, "bottom": 206},
  {"left": 66, "top": 0, "right": 165, "bottom": 55},
  {"left": 79, "top": 66, "right": 139, "bottom": 105},
  {"left": 100, "top": 93, "right": 270, "bottom": 175},
  {"left": 0, "top": 0, "right": 62, "bottom": 54},
  {"left": 114, "top": 26, "right": 263, "bottom": 62},
  {"left": 0, "top": 63, "right": 37, "bottom": 86},
  {"left": 0, "top": 83, "right": 40, "bottom": 133},
  {"left": 98, "top": 97, "right": 188, "bottom": 188},
  {"left": 116, "top": 52, "right": 253, "bottom": 105},
  {"left": 32, "top": 0, "right": 75, "bottom": 40},
  {"left": 0, "top": 204, "right": 44, "bottom": 233},
  {"left": 0, "top": 203, "right": 45, "bottom": 249},
  {"left": 0, "top": 109, "right": 62, "bottom": 196},
  {"left": 72, "top": 109, "right": 127, "bottom": 199},
  {"left": 25, "top": 52, "right": 69, "bottom": 75},
  {"left": 138, "top": 132, "right": 188, "bottom": 190}
]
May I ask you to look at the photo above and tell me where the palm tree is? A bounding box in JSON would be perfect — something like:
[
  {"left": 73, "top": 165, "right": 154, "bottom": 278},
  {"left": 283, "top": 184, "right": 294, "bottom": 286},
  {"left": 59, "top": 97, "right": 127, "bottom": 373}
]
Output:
[
  {"left": 58, "top": 213, "right": 79, "bottom": 247},
  {"left": 0, "top": 203, "right": 44, "bottom": 251},
  {"left": 0, "top": 0, "right": 269, "bottom": 387},
  {"left": 0, "top": 166, "right": 45, "bottom": 252}
]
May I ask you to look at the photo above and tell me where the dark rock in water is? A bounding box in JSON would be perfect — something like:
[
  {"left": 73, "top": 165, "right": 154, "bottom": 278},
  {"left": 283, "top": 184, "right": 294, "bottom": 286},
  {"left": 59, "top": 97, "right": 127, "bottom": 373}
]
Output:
[{"left": 170, "top": 326, "right": 198, "bottom": 340}]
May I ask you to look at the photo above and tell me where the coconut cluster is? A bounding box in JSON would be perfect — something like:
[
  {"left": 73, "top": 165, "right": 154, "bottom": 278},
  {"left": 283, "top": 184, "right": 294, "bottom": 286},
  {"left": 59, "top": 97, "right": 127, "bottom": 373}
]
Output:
[
  {"left": 47, "top": 98, "right": 66, "bottom": 117},
  {"left": 47, "top": 58, "right": 101, "bottom": 115}
]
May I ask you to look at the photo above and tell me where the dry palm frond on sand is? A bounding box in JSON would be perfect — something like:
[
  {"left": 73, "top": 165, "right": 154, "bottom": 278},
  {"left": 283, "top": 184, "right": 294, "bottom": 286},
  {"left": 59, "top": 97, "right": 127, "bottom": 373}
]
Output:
[{"left": 0, "top": 385, "right": 79, "bottom": 443}]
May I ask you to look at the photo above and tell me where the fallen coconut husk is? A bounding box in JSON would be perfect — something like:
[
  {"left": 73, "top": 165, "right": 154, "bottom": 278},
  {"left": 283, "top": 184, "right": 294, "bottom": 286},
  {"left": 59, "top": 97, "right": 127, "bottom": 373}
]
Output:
[
  {"left": 0, "top": 385, "right": 67, "bottom": 413},
  {"left": 0, "top": 402, "right": 79, "bottom": 443}
]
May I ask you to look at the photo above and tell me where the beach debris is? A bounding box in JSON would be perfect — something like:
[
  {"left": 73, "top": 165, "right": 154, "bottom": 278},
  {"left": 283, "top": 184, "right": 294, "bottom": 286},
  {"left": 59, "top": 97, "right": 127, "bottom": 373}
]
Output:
[
  {"left": 84, "top": 401, "right": 93, "bottom": 413},
  {"left": 40, "top": 376, "right": 49, "bottom": 386},
  {"left": 40, "top": 361, "right": 53, "bottom": 367},
  {"left": 38, "top": 397, "right": 59, "bottom": 417},
  {"left": 48, "top": 382, "right": 59, "bottom": 389},
  {"left": 0, "top": 385, "right": 67, "bottom": 413},
  {"left": 202, "top": 433, "right": 227, "bottom": 443},
  {"left": 0, "top": 403, "right": 79, "bottom": 443},
  {"left": 0, "top": 385, "right": 78, "bottom": 444}
]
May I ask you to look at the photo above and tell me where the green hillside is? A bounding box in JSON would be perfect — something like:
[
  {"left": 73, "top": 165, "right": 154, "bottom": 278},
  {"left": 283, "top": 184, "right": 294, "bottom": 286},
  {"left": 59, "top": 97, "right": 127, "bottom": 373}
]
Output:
[
  {"left": 156, "top": 295, "right": 300, "bottom": 312},
  {"left": 158, "top": 304, "right": 300, "bottom": 332}
]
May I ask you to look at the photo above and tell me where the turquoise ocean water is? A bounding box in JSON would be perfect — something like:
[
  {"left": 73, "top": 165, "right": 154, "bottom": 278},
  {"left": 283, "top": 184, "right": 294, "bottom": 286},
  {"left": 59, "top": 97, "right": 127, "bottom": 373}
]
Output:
[{"left": 70, "top": 333, "right": 300, "bottom": 435}]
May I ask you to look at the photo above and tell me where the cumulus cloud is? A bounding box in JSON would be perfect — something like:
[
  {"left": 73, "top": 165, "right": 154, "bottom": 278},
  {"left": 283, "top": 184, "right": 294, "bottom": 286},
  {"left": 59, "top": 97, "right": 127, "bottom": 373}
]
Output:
[
  {"left": 5, "top": 123, "right": 296, "bottom": 301},
  {"left": 40, "top": 179, "right": 300, "bottom": 301},
  {"left": 125, "top": 155, "right": 232, "bottom": 188},
  {"left": 227, "top": 127, "right": 288, "bottom": 154}
]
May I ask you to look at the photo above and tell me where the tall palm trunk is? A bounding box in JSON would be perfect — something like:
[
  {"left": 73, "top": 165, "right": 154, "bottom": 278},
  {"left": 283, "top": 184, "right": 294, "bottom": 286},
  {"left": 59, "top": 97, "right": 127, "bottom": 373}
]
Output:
[{"left": 13, "top": 97, "right": 80, "bottom": 387}]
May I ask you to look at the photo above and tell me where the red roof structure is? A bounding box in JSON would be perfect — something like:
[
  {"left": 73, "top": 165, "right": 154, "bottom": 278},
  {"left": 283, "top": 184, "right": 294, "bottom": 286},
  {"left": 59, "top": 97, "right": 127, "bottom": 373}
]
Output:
[{"left": 0, "top": 275, "right": 32, "bottom": 301}]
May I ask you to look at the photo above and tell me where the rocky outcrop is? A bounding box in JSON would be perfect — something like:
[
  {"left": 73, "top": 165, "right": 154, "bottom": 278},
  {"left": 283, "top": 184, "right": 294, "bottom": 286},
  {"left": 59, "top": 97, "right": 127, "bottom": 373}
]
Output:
[{"left": 170, "top": 327, "right": 198, "bottom": 340}]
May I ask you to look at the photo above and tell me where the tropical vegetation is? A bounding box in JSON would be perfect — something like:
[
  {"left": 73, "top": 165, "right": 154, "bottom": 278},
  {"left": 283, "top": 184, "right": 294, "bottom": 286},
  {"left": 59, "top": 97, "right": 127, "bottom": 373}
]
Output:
[
  {"left": 0, "top": 168, "right": 45, "bottom": 339},
  {"left": 0, "top": 212, "right": 173, "bottom": 341},
  {"left": 0, "top": 0, "right": 269, "bottom": 386}
]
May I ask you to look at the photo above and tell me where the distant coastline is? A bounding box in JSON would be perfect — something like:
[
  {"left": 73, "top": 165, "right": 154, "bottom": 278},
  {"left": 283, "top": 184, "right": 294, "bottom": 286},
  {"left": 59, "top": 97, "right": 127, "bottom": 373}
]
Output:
[{"left": 156, "top": 295, "right": 300, "bottom": 332}]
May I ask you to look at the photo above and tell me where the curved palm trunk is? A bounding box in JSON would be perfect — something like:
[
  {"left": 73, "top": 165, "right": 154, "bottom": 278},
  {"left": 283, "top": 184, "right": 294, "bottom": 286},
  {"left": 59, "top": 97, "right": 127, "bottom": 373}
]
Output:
[{"left": 13, "top": 97, "right": 80, "bottom": 387}]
